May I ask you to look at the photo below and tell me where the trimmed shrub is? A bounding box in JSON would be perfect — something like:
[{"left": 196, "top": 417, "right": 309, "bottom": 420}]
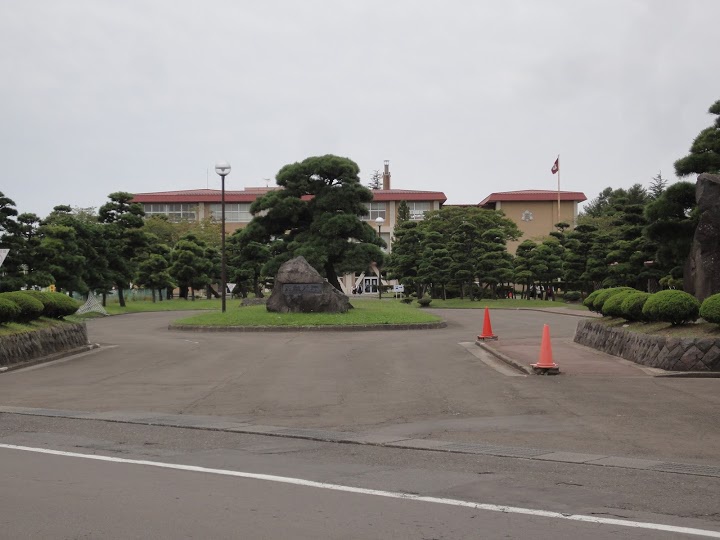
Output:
[
  {"left": 620, "top": 292, "right": 652, "bottom": 322},
  {"left": 642, "top": 290, "right": 700, "bottom": 325},
  {"left": 592, "top": 287, "right": 635, "bottom": 313},
  {"left": 0, "top": 297, "right": 21, "bottom": 325},
  {"left": 563, "top": 291, "right": 581, "bottom": 303},
  {"left": 417, "top": 297, "right": 432, "bottom": 307},
  {"left": 699, "top": 293, "right": 720, "bottom": 324},
  {"left": 42, "top": 292, "right": 81, "bottom": 319},
  {"left": 22, "top": 290, "right": 80, "bottom": 318},
  {"left": 0, "top": 292, "right": 44, "bottom": 323},
  {"left": 583, "top": 290, "right": 602, "bottom": 311},
  {"left": 400, "top": 297, "right": 413, "bottom": 304},
  {"left": 601, "top": 290, "right": 634, "bottom": 318}
]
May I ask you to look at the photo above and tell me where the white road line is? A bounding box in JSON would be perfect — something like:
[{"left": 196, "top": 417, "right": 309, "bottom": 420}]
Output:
[{"left": 1, "top": 443, "right": 718, "bottom": 538}]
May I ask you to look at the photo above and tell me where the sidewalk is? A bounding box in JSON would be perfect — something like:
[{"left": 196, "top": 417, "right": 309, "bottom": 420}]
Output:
[{"left": 481, "top": 337, "right": 655, "bottom": 377}]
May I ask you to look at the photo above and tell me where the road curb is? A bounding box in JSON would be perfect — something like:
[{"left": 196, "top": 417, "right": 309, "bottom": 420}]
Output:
[
  {"left": 0, "top": 344, "right": 100, "bottom": 374},
  {"left": 474, "top": 341, "right": 533, "bottom": 374},
  {"left": 4, "top": 406, "right": 720, "bottom": 479},
  {"left": 168, "top": 321, "right": 447, "bottom": 332}
]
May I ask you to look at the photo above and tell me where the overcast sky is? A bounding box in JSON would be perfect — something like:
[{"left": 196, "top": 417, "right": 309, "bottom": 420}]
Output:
[{"left": 2, "top": 0, "right": 719, "bottom": 218}]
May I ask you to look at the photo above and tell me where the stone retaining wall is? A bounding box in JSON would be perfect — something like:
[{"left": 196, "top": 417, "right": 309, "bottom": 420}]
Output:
[
  {"left": 0, "top": 322, "right": 88, "bottom": 367},
  {"left": 574, "top": 319, "right": 720, "bottom": 371}
]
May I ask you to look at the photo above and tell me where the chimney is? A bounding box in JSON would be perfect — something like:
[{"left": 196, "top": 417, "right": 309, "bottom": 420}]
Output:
[{"left": 382, "top": 160, "right": 391, "bottom": 190}]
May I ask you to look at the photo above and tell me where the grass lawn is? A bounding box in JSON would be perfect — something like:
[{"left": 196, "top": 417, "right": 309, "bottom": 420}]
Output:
[
  {"left": 173, "top": 301, "right": 442, "bottom": 327},
  {"left": 68, "top": 298, "right": 222, "bottom": 321},
  {"left": 426, "top": 298, "right": 588, "bottom": 311},
  {"left": 0, "top": 318, "right": 69, "bottom": 337},
  {"left": 598, "top": 317, "right": 720, "bottom": 338}
]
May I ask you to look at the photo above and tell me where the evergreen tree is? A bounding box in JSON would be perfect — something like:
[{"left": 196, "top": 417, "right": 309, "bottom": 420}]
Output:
[
  {"left": 674, "top": 99, "right": 720, "bottom": 176},
  {"left": 648, "top": 172, "right": 668, "bottom": 199},
  {"left": 246, "top": 155, "right": 384, "bottom": 291},
  {"left": 98, "top": 192, "right": 148, "bottom": 307},
  {"left": 169, "top": 233, "right": 214, "bottom": 300},
  {"left": 386, "top": 221, "right": 425, "bottom": 297},
  {"left": 368, "top": 170, "right": 382, "bottom": 190},
  {"left": 513, "top": 240, "right": 537, "bottom": 299},
  {"left": 397, "top": 200, "right": 410, "bottom": 223},
  {"left": 644, "top": 181, "right": 698, "bottom": 280}
]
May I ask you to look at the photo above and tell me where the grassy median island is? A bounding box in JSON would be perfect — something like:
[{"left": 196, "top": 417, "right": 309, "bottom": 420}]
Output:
[{"left": 172, "top": 301, "right": 442, "bottom": 327}]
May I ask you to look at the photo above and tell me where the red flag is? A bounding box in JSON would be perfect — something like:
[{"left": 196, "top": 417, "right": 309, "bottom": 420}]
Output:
[{"left": 551, "top": 158, "right": 559, "bottom": 174}]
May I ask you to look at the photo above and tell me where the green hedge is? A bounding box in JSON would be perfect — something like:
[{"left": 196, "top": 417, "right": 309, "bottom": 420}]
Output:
[
  {"left": 563, "top": 291, "right": 581, "bottom": 302},
  {"left": 583, "top": 290, "right": 603, "bottom": 311},
  {"left": 0, "top": 297, "right": 21, "bottom": 325},
  {"left": 0, "top": 292, "right": 44, "bottom": 323},
  {"left": 699, "top": 293, "right": 720, "bottom": 324},
  {"left": 620, "top": 292, "right": 651, "bottom": 322},
  {"left": 417, "top": 297, "right": 432, "bottom": 307},
  {"left": 592, "top": 287, "right": 635, "bottom": 313},
  {"left": 642, "top": 290, "right": 700, "bottom": 325},
  {"left": 23, "top": 291, "right": 80, "bottom": 319},
  {"left": 601, "top": 290, "right": 634, "bottom": 318}
]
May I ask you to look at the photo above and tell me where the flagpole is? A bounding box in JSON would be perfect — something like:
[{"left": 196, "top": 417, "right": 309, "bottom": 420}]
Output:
[{"left": 556, "top": 154, "right": 561, "bottom": 225}]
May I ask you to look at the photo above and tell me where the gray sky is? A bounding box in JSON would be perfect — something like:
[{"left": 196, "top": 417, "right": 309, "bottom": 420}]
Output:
[{"left": 2, "top": 0, "right": 719, "bottom": 218}]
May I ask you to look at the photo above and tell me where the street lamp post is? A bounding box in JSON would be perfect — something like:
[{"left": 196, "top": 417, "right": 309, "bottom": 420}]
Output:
[
  {"left": 215, "top": 161, "right": 231, "bottom": 313},
  {"left": 375, "top": 216, "right": 384, "bottom": 300}
]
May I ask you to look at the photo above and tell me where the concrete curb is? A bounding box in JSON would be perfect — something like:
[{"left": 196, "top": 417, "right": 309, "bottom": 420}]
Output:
[
  {"left": 431, "top": 306, "right": 598, "bottom": 318},
  {"left": 474, "top": 341, "right": 533, "bottom": 374},
  {"left": 169, "top": 321, "right": 447, "bottom": 332},
  {"left": 0, "top": 343, "right": 100, "bottom": 374},
  {"left": 4, "top": 406, "right": 720, "bottom": 479}
]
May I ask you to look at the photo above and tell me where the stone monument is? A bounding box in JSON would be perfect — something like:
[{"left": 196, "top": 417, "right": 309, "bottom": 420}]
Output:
[
  {"left": 684, "top": 173, "right": 720, "bottom": 302},
  {"left": 266, "top": 256, "right": 351, "bottom": 313}
]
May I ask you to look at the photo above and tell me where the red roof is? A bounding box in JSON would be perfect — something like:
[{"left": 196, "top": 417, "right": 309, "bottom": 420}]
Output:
[
  {"left": 479, "top": 190, "right": 587, "bottom": 206},
  {"left": 369, "top": 189, "right": 446, "bottom": 202},
  {"left": 132, "top": 188, "right": 275, "bottom": 204},
  {"left": 132, "top": 188, "right": 446, "bottom": 204}
]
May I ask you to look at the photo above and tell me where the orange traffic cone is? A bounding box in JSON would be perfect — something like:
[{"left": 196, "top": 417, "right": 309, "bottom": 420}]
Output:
[
  {"left": 531, "top": 324, "right": 559, "bottom": 374},
  {"left": 476, "top": 307, "right": 498, "bottom": 340}
]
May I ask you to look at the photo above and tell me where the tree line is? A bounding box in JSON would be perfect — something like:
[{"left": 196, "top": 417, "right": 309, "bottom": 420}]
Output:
[{"left": 0, "top": 98, "right": 716, "bottom": 303}]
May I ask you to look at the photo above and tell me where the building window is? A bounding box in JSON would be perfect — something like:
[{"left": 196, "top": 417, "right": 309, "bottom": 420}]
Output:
[
  {"left": 409, "top": 201, "right": 432, "bottom": 220},
  {"left": 361, "top": 202, "right": 387, "bottom": 221},
  {"left": 143, "top": 203, "right": 197, "bottom": 222},
  {"left": 209, "top": 203, "right": 252, "bottom": 223}
]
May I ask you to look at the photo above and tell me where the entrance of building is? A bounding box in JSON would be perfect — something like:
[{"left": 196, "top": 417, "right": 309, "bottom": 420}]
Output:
[{"left": 363, "top": 276, "right": 378, "bottom": 294}]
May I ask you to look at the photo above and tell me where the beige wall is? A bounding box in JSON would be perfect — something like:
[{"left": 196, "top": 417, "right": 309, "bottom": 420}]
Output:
[{"left": 498, "top": 200, "right": 578, "bottom": 252}]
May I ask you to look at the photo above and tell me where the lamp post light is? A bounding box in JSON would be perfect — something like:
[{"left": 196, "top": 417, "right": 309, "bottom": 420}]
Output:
[
  {"left": 215, "top": 161, "right": 231, "bottom": 313},
  {"left": 375, "top": 216, "right": 384, "bottom": 299}
]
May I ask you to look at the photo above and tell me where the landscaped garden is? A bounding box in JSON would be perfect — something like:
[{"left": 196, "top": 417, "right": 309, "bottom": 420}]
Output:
[{"left": 172, "top": 300, "right": 441, "bottom": 327}]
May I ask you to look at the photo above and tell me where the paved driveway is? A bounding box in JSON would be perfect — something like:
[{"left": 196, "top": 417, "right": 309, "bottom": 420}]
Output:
[{"left": 0, "top": 308, "right": 718, "bottom": 462}]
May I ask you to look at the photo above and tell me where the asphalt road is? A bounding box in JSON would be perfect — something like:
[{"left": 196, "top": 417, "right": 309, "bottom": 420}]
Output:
[{"left": 0, "top": 308, "right": 718, "bottom": 538}]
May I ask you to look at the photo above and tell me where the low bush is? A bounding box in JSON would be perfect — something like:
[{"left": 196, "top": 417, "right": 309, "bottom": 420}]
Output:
[
  {"left": 417, "top": 297, "right": 432, "bottom": 308},
  {"left": 601, "top": 290, "right": 634, "bottom": 317},
  {"left": 23, "top": 290, "right": 80, "bottom": 318},
  {"left": 583, "top": 290, "right": 602, "bottom": 311},
  {"left": 592, "top": 287, "right": 635, "bottom": 313},
  {"left": 400, "top": 297, "right": 413, "bottom": 304},
  {"left": 563, "top": 291, "right": 581, "bottom": 303},
  {"left": 642, "top": 290, "right": 700, "bottom": 325},
  {"left": 43, "top": 292, "right": 81, "bottom": 319},
  {"left": 620, "top": 292, "right": 651, "bottom": 322},
  {"left": 0, "top": 292, "right": 44, "bottom": 323},
  {"left": 699, "top": 293, "right": 720, "bottom": 324},
  {"left": 0, "top": 297, "right": 21, "bottom": 325}
]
